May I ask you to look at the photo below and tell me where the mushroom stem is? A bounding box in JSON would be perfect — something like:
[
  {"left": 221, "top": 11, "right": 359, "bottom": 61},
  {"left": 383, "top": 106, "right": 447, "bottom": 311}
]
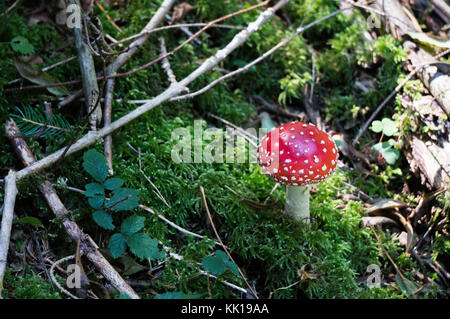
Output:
[{"left": 285, "top": 185, "right": 310, "bottom": 223}]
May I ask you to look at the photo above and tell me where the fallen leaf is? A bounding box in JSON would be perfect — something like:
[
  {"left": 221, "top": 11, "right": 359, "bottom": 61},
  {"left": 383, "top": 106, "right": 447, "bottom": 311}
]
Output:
[{"left": 14, "top": 59, "right": 70, "bottom": 96}]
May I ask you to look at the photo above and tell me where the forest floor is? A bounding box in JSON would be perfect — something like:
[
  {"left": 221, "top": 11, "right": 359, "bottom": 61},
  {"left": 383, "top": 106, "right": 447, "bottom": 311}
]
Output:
[{"left": 0, "top": 0, "right": 449, "bottom": 299}]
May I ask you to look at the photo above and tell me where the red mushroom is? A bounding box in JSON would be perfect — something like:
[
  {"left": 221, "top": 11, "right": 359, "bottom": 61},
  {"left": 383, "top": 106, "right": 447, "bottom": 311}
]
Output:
[{"left": 257, "top": 121, "right": 338, "bottom": 223}]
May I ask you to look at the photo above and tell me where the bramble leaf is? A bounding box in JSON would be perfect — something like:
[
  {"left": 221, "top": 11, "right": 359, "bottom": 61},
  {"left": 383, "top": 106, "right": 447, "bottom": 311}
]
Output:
[
  {"left": 126, "top": 233, "right": 162, "bottom": 260},
  {"left": 88, "top": 195, "right": 104, "bottom": 209},
  {"left": 202, "top": 250, "right": 238, "bottom": 276},
  {"left": 106, "top": 188, "right": 139, "bottom": 211},
  {"left": 120, "top": 215, "right": 145, "bottom": 235},
  {"left": 84, "top": 183, "right": 104, "bottom": 197},
  {"left": 83, "top": 150, "right": 109, "bottom": 183},
  {"left": 109, "top": 233, "right": 127, "bottom": 258},
  {"left": 104, "top": 177, "right": 124, "bottom": 190},
  {"left": 92, "top": 210, "right": 114, "bottom": 230}
]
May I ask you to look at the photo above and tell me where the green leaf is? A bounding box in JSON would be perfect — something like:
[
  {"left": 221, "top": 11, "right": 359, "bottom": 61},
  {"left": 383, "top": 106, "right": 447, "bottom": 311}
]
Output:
[
  {"left": 106, "top": 188, "right": 139, "bottom": 211},
  {"left": 88, "top": 195, "right": 104, "bottom": 209},
  {"left": 381, "top": 118, "right": 397, "bottom": 136},
  {"left": 92, "top": 210, "right": 114, "bottom": 230},
  {"left": 119, "top": 255, "right": 146, "bottom": 276},
  {"left": 83, "top": 150, "right": 109, "bottom": 183},
  {"left": 118, "top": 294, "right": 132, "bottom": 299},
  {"left": 104, "top": 177, "right": 124, "bottom": 190},
  {"left": 108, "top": 233, "right": 127, "bottom": 259},
  {"left": 84, "top": 183, "right": 104, "bottom": 197},
  {"left": 15, "top": 216, "right": 44, "bottom": 228},
  {"left": 372, "top": 142, "right": 399, "bottom": 165},
  {"left": 202, "top": 250, "right": 238, "bottom": 276},
  {"left": 126, "top": 233, "right": 161, "bottom": 260},
  {"left": 395, "top": 274, "right": 419, "bottom": 298},
  {"left": 154, "top": 291, "right": 202, "bottom": 299},
  {"left": 370, "top": 120, "right": 383, "bottom": 133},
  {"left": 120, "top": 215, "right": 145, "bottom": 235},
  {"left": 10, "top": 36, "right": 35, "bottom": 55}
]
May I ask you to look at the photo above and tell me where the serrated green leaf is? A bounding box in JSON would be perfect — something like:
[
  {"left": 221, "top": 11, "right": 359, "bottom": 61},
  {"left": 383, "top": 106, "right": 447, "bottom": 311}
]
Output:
[
  {"left": 372, "top": 142, "right": 400, "bottom": 165},
  {"left": 108, "top": 233, "right": 127, "bottom": 259},
  {"left": 104, "top": 177, "right": 124, "bottom": 190},
  {"left": 15, "top": 216, "right": 44, "bottom": 228},
  {"left": 202, "top": 250, "right": 238, "bottom": 276},
  {"left": 11, "top": 36, "right": 35, "bottom": 55},
  {"left": 83, "top": 150, "right": 109, "bottom": 183},
  {"left": 84, "top": 183, "right": 104, "bottom": 197},
  {"left": 370, "top": 120, "right": 383, "bottom": 133},
  {"left": 106, "top": 188, "right": 139, "bottom": 211},
  {"left": 92, "top": 210, "right": 114, "bottom": 230},
  {"left": 88, "top": 195, "right": 104, "bottom": 209},
  {"left": 120, "top": 215, "right": 145, "bottom": 235},
  {"left": 126, "top": 233, "right": 160, "bottom": 260},
  {"left": 381, "top": 118, "right": 397, "bottom": 136}
]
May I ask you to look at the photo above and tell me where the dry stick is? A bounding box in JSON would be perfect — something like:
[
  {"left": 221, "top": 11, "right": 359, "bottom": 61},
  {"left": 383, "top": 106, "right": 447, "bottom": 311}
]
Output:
[
  {"left": 159, "top": 37, "right": 178, "bottom": 86},
  {"left": 5, "top": 120, "right": 139, "bottom": 299},
  {"left": 103, "top": 79, "right": 115, "bottom": 174},
  {"left": 3, "top": 0, "right": 269, "bottom": 94},
  {"left": 172, "top": 8, "right": 346, "bottom": 102},
  {"left": 139, "top": 205, "right": 221, "bottom": 247},
  {"left": 102, "top": 0, "right": 176, "bottom": 174},
  {"left": 0, "top": 170, "right": 18, "bottom": 298},
  {"left": 352, "top": 49, "right": 450, "bottom": 146},
  {"left": 113, "top": 23, "right": 244, "bottom": 45},
  {"left": 49, "top": 255, "right": 79, "bottom": 299},
  {"left": 14, "top": 0, "right": 289, "bottom": 182},
  {"left": 109, "top": 0, "right": 270, "bottom": 81},
  {"left": 199, "top": 186, "right": 258, "bottom": 299},
  {"left": 71, "top": 0, "right": 101, "bottom": 131}
]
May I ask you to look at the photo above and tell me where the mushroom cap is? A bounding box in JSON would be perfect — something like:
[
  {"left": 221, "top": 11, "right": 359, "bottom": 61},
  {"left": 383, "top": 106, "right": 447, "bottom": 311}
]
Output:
[{"left": 257, "top": 122, "right": 338, "bottom": 186}]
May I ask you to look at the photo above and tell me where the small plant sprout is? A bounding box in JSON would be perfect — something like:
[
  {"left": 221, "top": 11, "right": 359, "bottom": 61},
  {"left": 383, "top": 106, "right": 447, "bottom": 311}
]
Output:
[{"left": 257, "top": 122, "right": 338, "bottom": 223}]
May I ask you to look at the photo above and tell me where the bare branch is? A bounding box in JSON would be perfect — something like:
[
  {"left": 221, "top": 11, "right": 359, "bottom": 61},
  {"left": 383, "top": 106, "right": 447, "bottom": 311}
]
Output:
[{"left": 0, "top": 170, "right": 18, "bottom": 298}]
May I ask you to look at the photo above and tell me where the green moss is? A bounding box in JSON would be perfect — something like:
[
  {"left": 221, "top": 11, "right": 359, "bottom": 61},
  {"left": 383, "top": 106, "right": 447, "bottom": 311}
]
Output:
[{"left": 3, "top": 268, "right": 62, "bottom": 299}]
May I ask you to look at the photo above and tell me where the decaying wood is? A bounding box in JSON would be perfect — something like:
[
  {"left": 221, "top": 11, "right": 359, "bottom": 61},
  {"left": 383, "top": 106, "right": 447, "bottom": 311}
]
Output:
[
  {"left": 70, "top": 0, "right": 101, "bottom": 130},
  {"left": 5, "top": 120, "right": 139, "bottom": 299},
  {"left": 404, "top": 41, "right": 450, "bottom": 115},
  {"left": 0, "top": 170, "right": 18, "bottom": 298},
  {"left": 406, "top": 135, "right": 450, "bottom": 191}
]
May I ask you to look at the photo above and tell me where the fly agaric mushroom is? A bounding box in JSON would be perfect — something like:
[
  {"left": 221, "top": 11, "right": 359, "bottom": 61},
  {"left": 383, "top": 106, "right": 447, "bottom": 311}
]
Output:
[{"left": 257, "top": 121, "right": 338, "bottom": 223}]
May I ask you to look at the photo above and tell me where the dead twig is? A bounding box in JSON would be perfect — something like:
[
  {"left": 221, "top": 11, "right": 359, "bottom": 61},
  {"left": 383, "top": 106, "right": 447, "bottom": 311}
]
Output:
[{"left": 0, "top": 170, "right": 18, "bottom": 298}]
